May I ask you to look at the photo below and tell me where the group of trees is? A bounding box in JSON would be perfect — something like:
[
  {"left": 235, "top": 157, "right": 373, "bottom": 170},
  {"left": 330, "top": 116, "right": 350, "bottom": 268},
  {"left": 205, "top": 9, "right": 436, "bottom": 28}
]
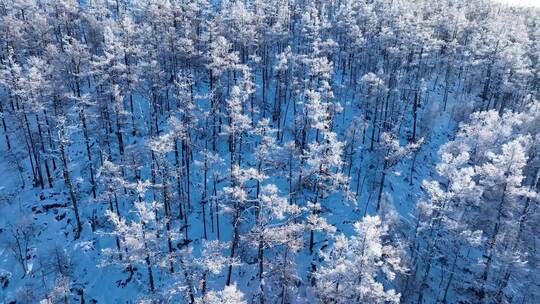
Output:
[
  {"left": 0, "top": 0, "right": 538, "bottom": 303},
  {"left": 409, "top": 104, "right": 540, "bottom": 303}
]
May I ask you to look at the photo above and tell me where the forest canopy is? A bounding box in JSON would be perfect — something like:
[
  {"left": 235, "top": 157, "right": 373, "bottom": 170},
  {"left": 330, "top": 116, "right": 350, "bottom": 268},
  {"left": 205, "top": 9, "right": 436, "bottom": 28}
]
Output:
[{"left": 0, "top": 0, "right": 538, "bottom": 303}]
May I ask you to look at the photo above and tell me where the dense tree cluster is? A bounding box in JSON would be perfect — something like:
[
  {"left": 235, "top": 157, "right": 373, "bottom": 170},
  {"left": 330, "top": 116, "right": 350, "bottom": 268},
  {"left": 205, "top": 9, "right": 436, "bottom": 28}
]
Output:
[{"left": 0, "top": 0, "right": 538, "bottom": 303}]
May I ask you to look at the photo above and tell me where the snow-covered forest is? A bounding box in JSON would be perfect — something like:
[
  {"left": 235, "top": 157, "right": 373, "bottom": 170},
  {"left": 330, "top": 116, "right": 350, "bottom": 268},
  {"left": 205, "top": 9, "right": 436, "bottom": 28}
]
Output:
[{"left": 0, "top": 0, "right": 538, "bottom": 303}]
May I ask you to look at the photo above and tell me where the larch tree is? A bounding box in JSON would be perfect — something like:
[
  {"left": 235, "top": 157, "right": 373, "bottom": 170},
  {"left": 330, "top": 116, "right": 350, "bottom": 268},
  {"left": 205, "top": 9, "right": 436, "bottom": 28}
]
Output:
[{"left": 314, "top": 215, "right": 406, "bottom": 304}]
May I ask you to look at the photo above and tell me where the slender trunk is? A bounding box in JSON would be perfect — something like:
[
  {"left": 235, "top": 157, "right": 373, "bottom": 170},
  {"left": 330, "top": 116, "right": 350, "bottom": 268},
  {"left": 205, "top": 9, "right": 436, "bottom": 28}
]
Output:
[
  {"left": 412, "top": 91, "right": 419, "bottom": 142},
  {"left": 184, "top": 139, "right": 191, "bottom": 211},
  {"left": 174, "top": 138, "right": 185, "bottom": 220},
  {"left": 115, "top": 109, "right": 125, "bottom": 156},
  {"left": 162, "top": 159, "right": 175, "bottom": 273},
  {"left": 256, "top": 174, "right": 265, "bottom": 304},
  {"left": 214, "top": 177, "right": 220, "bottom": 240},
  {"left": 43, "top": 109, "right": 56, "bottom": 171},
  {"left": 129, "top": 93, "right": 136, "bottom": 135},
  {"left": 441, "top": 251, "right": 459, "bottom": 303},
  {"left": 226, "top": 208, "right": 240, "bottom": 286},
  {"left": 0, "top": 101, "right": 11, "bottom": 150},
  {"left": 36, "top": 114, "right": 53, "bottom": 188},
  {"left": 202, "top": 135, "right": 209, "bottom": 240},
  {"left": 279, "top": 248, "right": 290, "bottom": 304},
  {"left": 141, "top": 224, "right": 155, "bottom": 293},
  {"left": 24, "top": 111, "right": 43, "bottom": 188},
  {"left": 416, "top": 253, "right": 432, "bottom": 304},
  {"left": 59, "top": 131, "right": 82, "bottom": 239},
  {"left": 375, "top": 165, "right": 387, "bottom": 212},
  {"left": 480, "top": 183, "right": 507, "bottom": 301},
  {"left": 369, "top": 98, "right": 379, "bottom": 151},
  {"left": 80, "top": 106, "right": 96, "bottom": 199},
  {"left": 443, "top": 63, "right": 451, "bottom": 111},
  {"left": 109, "top": 195, "right": 123, "bottom": 260}
]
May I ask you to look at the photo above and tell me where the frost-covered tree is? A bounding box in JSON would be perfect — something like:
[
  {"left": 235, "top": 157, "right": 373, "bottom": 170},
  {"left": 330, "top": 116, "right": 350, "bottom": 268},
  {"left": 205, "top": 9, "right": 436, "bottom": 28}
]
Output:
[
  {"left": 57, "top": 115, "right": 83, "bottom": 239},
  {"left": 222, "top": 164, "right": 265, "bottom": 286},
  {"left": 197, "top": 283, "right": 246, "bottom": 304},
  {"left": 315, "top": 215, "right": 406, "bottom": 304},
  {"left": 413, "top": 104, "right": 540, "bottom": 303},
  {"left": 104, "top": 191, "right": 159, "bottom": 293},
  {"left": 300, "top": 89, "right": 350, "bottom": 254},
  {"left": 249, "top": 183, "right": 303, "bottom": 303},
  {"left": 375, "top": 132, "right": 422, "bottom": 212}
]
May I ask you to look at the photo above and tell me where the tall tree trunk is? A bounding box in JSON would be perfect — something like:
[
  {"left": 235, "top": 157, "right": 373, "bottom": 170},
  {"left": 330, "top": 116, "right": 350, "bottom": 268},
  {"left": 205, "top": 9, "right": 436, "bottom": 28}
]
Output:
[
  {"left": 226, "top": 207, "right": 240, "bottom": 286},
  {"left": 141, "top": 223, "right": 155, "bottom": 293},
  {"left": 59, "top": 128, "right": 82, "bottom": 239},
  {"left": 375, "top": 164, "right": 387, "bottom": 212},
  {"left": 36, "top": 114, "right": 53, "bottom": 188},
  {"left": 480, "top": 183, "right": 507, "bottom": 301},
  {"left": 0, "top": 100, "right": 11, "bottom": 150}
]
